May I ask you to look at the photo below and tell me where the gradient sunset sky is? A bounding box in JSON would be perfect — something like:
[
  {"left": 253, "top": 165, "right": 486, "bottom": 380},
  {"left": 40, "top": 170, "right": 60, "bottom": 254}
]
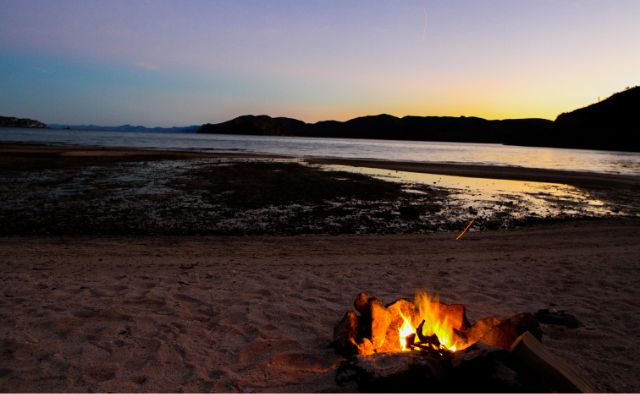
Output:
[{"left": 1, "top": 0, "right": 639, "bottom": 126}]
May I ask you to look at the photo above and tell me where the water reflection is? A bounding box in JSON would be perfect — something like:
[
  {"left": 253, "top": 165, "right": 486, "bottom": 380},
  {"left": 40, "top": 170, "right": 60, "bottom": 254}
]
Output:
[{"left": 321, "top": 164, "right": 621, "bottom": 222}]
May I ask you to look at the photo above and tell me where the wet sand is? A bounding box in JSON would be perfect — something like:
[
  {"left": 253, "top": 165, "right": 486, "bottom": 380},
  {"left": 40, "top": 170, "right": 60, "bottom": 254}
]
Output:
[
  {"left": 3, "top": 143, "right": 638, "bottom": 187},
  {"left": 1, "top": 220, "right": 639, "bottom": 392},
  {"left": 1, "top": 143, "right": 638, "bottom": 235}
]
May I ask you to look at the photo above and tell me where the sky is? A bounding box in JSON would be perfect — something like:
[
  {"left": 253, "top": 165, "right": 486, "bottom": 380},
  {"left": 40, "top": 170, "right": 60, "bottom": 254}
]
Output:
[{"left": 0, "top": 0, "right": 639, "bottom": 127}]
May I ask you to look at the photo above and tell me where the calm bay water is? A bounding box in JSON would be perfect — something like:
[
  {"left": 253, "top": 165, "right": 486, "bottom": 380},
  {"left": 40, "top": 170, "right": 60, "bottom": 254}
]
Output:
[{"left": 2, "top": 127, "right": 640, "bottom": 175}]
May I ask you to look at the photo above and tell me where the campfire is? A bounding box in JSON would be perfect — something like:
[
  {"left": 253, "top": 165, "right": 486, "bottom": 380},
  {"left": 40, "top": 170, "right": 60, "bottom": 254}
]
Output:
[
  {"left": 333, "top": 291, "right": 594, "bottom": 392},
  {"left": 333, "top": 290, "right": 537, "bottom": 357}
]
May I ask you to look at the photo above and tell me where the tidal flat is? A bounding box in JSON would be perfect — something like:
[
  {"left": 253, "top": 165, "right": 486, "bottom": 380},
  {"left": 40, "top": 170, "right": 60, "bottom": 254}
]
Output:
[{"left": 1, "top": 144, "right": 637, "bottom": 236}]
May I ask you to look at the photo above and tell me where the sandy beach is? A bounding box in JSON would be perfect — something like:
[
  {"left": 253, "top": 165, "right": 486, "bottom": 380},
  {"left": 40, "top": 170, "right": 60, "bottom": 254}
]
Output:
[
  {"left": 1, "top": 221, "right": 639, "bottom": 392},
  {"left": 0, "top": 143, "right": 639, "bottom": 392}
]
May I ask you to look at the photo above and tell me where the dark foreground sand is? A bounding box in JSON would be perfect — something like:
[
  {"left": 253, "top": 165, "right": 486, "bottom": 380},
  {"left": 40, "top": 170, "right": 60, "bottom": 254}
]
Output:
[{"left": 1, "top": 220, "right": 639, "bottom": 392}]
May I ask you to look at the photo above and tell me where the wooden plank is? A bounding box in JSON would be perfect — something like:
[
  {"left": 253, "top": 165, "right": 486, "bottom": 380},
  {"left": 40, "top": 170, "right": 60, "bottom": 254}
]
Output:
[{"left": 509, "top": 331, "right": 596, "bottom": 393}]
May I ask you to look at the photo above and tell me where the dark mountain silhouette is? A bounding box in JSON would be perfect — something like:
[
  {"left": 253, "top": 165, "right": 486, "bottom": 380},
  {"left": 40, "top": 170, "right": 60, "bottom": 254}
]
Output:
[
  {"left": 199, "top": 86, "right": 640, "bottom": 152},
  {"left": 200, "top": 114, "right": 554, "bottom": 145},
  {"left": 198, "top": 115, "right": 308, "bottom": 136},
  {"left": 554, "top": 86, "right": 639, "bottom": 151},
  {"left": 0, "top": 116, "right": 47, "bottom": 129}
]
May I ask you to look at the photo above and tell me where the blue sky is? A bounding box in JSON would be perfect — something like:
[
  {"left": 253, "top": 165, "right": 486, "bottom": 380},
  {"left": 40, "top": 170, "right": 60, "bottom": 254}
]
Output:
[{"left": 1, "top": 0, "right": 639, "bottom": 126}]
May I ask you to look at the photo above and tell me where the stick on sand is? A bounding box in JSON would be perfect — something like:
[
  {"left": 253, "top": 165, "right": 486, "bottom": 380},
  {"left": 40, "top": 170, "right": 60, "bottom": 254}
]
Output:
[{"left": 455, "top": 218, "right": 476, "bottom": 240}]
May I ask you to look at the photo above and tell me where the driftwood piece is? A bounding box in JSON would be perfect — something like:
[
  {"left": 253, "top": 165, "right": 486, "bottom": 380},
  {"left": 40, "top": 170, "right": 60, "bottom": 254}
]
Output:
[
  {"left": 455, "top": 218, "right": 475, "bottom": 240},
  {"left": 464, "top": 316, "right": 501, "bottom": 345},
  {"left": 435, "top": 302, "right": 470, "bottom": 331},
  {"left": 352, "top": 292, "right": 393, "bottom": 352},
  {"left": 354, "top": 292, "right": 376, "bottom": 315},
  {"left": 369, "top": 299, "right": 391, "bottom": 349},
  {"left": 333, "top": 311, "right": 359, "bottom": 356},
  {"left": 509, "top": 332, "right": 595, "bottom": 393},
  {"left": 385, "top": 298, "right": 416, "bottom": 318},
  {"left": 354, "top": 292, "right": 375, "bottom": 341},
  {"left": 467, "top": 312, "right": 542, "bottom": 349},
  {"left": 377, "top": 299, "right": 416, "bottom": 353}
]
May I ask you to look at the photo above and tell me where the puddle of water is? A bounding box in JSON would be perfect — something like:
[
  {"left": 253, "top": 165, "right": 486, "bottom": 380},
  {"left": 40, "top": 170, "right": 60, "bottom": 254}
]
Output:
[{"left": 320, "top": 164, "right": 620, "bottom": 220}]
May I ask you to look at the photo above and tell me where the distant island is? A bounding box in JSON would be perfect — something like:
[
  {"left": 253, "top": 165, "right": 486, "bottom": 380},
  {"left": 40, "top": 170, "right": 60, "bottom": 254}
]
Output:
[
  {"left": 0, "top": 119, "right": 198, "bottom": 133},
  {"left": 0, "top": 116, "right": 47, "bottom": 129},
  {"left": 200, "top": 86, "right": 640, "bottom": 152}
]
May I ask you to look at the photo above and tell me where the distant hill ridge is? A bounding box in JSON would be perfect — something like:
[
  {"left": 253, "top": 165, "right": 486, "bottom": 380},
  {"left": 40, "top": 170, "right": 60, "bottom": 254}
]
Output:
[
  {"left": 200, "top": 86, "right": 640, "bottom": 152},
  {"left": 47, "top": 124, "right": 200, "bottom": 133},
  {"left": 0, "top": 116, "right": 47, "bottom": 129}
]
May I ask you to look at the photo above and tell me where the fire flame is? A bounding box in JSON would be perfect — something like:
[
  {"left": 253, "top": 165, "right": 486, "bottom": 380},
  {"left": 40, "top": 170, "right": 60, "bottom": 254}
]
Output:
[
  {"left": 398, "top": 291, "right": 466, "bottom": 352},
  {"left": 398, "top": 311, "right": 415, "bottom": 351}
]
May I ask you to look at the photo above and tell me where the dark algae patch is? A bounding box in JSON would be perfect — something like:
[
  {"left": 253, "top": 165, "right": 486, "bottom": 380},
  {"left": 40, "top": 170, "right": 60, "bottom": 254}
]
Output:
[{"left": 172, "top": 161, "right": 404, "bottom": 208}]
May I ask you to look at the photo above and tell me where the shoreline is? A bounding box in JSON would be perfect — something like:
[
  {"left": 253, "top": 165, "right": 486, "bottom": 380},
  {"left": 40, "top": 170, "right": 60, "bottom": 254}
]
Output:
[
  {"left": 1, "top": 220, "right": 639, "bottom": 391},
  {"left": 0, "top": 142, "right": 288, "bottom": 160},
  {"left": 2, "top": 142, "right": 639, "bottom": 189}
]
